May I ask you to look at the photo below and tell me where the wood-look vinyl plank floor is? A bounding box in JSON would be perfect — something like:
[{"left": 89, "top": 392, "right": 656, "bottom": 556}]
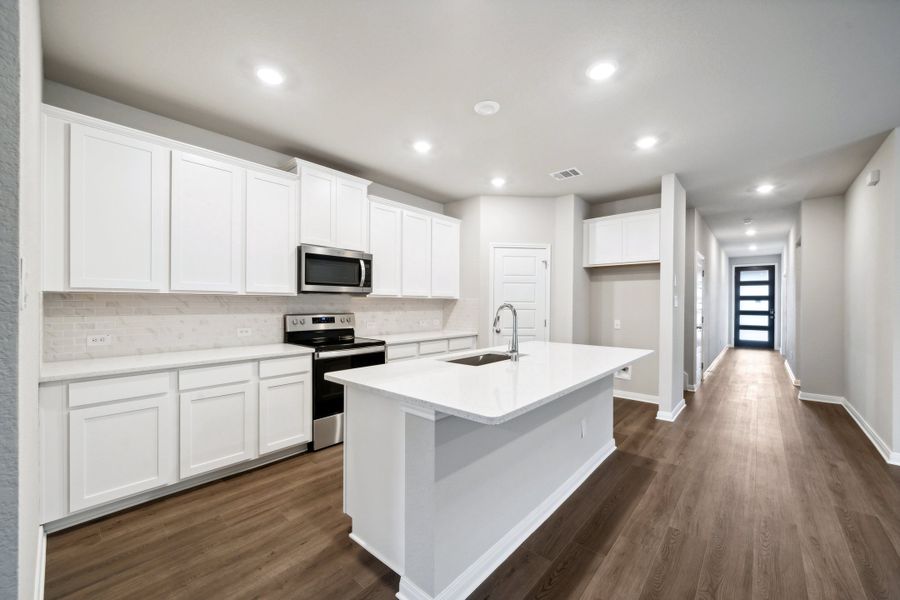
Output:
[{"left": 46, "top": 349, "right": 900, "bottom": 599}]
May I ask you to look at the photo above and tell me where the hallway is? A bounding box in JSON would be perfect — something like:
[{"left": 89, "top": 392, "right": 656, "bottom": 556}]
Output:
[{"left": 44, "top": 349, "right": 900, "bottom": 599}]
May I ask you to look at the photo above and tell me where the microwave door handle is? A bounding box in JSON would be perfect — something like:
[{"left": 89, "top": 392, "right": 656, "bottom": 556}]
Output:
[{"left": 360, "top": 259, "right": 366, "bottom": 287}]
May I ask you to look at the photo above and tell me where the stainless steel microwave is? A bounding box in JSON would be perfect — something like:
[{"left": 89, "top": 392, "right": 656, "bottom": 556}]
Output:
[{"left": 298, "top": 245, "right": 372, "bottom": 294}]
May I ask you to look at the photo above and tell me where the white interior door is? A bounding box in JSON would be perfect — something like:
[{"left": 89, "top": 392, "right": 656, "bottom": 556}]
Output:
[
  {"left": 491, "top": 245, "right": 549, "bottom": 345},
  {"left": 695, "top": 255, "right": 704, "bottom": 384}
]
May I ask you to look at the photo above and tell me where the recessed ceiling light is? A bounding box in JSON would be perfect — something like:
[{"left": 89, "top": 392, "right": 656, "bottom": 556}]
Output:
[
  {"left": 255, "top": 66, "right": 285, "bottom": 86},
  {"left": 755, "top": 183, "right": 775, "bottom": 194},
  {"left": 474, "top": 100, "right": 501, "bottom": 116},
  {"left": 749, "top": 244, "right": 758, "bottom": 251},
  {"left": 491, "top": 176, "right": 506, "bottom": 188},
  {"left": 412, "top": 140, "right": 432, "bottom": 154},
  {"left": 635, "top": 135, "right": 659, "bottom": 150},
  {"left": 743, "top": 217, "right": 753, "bottom": 225},
  {"left": 746, "top": 228, "right": 757, "bottom": 237},
  {"left": 586, "top": 61, "right": 617, "bottom": 81}
]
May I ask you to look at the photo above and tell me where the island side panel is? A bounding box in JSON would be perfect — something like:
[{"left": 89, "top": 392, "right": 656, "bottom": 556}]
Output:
[
  {"left": 413, "top": 375, "right": 615, "bottom": 597},
  {"left": 344, "top": 387, "right": 406, "bottom": 574}
]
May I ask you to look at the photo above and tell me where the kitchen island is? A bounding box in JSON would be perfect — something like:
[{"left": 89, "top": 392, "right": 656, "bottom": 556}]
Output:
[{"left": 326, "top": 341, "right": 652, "bottom": 600}]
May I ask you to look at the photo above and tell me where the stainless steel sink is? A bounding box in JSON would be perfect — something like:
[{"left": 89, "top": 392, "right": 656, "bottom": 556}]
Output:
[{"left": 446, "top": 352, "right": 511, "bottom": 366}]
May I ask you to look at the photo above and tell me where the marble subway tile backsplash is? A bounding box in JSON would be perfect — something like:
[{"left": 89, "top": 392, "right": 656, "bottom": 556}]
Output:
[{"left": 43, "top": 293, "right": 479, "bottom": 362}]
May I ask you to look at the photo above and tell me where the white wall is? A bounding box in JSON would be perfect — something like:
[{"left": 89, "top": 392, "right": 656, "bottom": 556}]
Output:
[
  {"left": 684, "top": 209, "right": 729, "bottom": 388},
  {"left": 658, "top": 175, "right": 687, "bottom": 417},
  {"left": 799, "top": 196, "right": 845, "bottom": 397},
  {"left": 43, "top": 80, "right": 444, "bottom": 214},
  {"left": 552, "top": 194, "right": 590, "bottom": 343},
  {"left": 843, "top": 130, "right": 898, "bottom": 453},
  {"left": 782, "top": 217, "right": 801, "bottom": 380}
]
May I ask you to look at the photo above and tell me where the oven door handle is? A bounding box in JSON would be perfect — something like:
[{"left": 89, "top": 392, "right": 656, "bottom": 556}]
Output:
[
  {"left": 359, "top": 259, "right": 366, "bottom": 288},
  {"left": 316, "top": 345, "right": 385, "bottom": 360}
]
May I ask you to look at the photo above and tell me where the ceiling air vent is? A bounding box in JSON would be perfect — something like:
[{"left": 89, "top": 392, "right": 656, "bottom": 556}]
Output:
[{"left": 550, "top": 167, "right": 582, "bottom": 181}]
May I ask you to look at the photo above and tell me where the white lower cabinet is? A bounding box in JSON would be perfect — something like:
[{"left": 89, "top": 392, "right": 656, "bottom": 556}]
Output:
[
  {"left": 179, "top": 381, "right": 258, "bottom": 478},
  {"left": 67, "top": 373, "right": 176, "bottom": 512},
  {"left": 259, "top": 372, "right": 312, "bottom": 454},
  {"left": 385, "top": 335, "right": 477, "bottom": 362}
]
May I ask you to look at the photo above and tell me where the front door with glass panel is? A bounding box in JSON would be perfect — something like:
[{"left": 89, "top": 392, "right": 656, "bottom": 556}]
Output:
[{"left": 734, "top": 266, "right": 775, "bottom": 349}]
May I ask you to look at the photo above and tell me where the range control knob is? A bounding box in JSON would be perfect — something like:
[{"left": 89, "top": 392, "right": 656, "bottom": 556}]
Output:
[
  {"left": 299, "top": 318, "right": 306, "bottom": 325},
  {"left": 291, "top": 318, "right": 298, "bottom": 325}
]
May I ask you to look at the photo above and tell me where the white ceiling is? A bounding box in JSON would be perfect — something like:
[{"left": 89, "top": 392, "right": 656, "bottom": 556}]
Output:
[{"left": 41, "top": 0, "right": 900, "bottom": 255}]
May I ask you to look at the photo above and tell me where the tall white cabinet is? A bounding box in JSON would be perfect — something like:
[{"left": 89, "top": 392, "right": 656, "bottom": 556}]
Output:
[
  {"left": 245, "top": 171, "right": 299, "bottom": 294},
  {"left": 369, "top": 201, "right": 403, "bottom": 296},
  {"left": 170, "top": 152, "right": 244, "bottom": 292},
  {"left": 401, "top": 210, "right": 432, "bottom": 297},
  {"left": 430, "top": 217, "right": 460, "bottom": 298},
  {"left": 68, "top": 124, "right": 169, "bottom": 291},
  {"left": 290, "top": 159, "right": 370, "bottom": 252}
]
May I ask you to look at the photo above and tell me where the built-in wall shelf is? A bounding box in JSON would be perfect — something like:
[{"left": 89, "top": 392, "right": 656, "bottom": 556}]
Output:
[{"left": 583, "top": 208, "right": 661, "bottom": 267}]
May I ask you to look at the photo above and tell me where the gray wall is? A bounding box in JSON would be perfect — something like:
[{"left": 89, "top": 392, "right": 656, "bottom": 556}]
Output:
[
  {"left": 799, "top": 196, "right": 845, "bottom": 397},
  {"left": 843, "top": 130, "right": 897, "bottom": 450},
  {"left": 0, "top": 0, "right": 20, "bottom": 595},
  {"left": 43, "top": 80, "right": 444, "bottom": 214}
]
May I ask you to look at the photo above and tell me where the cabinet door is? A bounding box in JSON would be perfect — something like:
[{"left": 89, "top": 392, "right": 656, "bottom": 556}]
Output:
[
  {"left": 622, "top": 211, "right": 661, "bottom": 263},
  {"left": 401, "top": 211, "right": 432, "bottom": 297},
  {"left": 335, "top": 179, "right": 369, "bottom": 251},
  {"left": 246, "top": 170, "right": 299, "bottom": 294},
  {"left": 300, "top": 166, "right": 337, "bottom": 247},
  {"left": 179, "top": 382, "right": 257, "bottom": 478},
  {"left": 369, "top": 202, "right": 402, "bottom": 296},
  {"left": 586, "top": 218, "right": 623, "bottom": 265},
  {"left": 171, "top": 151, "right": 243, "bottom": 292},
  {"left": 69, "top": 124, "right": 169, "bottom": 290},
  {"left": 69, "top": 392, "right": 175, "bottom": 511},
  {"left": 430, "top": 218, "right": 460, "bottom": 298},
  {"left": 259, "top": 373, "right": 311, "bottom": 454}
]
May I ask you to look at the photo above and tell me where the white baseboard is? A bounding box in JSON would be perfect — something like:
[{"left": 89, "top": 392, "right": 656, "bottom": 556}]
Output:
[
  {"left": 798, "top": 391, "right": 843, "bottom": 404},
  {"left": 398, "top": 439, "right": 617, "bottom": 600},
  {"left": 613, "top": 390, "right": 659, "bottom": 404},
  {"left": 685, "top": 383, "right": 697, "bottom": 392},
  {"left": 704, "top": 346, "right": 729, "bottom": 378},
  {"left": 656, "top": 398, "right": 686, "bottom": 422},
  {"left": 34, "top": 525, "right": 46, "bottom": 600},
  {"left": 799, "top": 391, "right": 900, "bottom": 465},
  {"left": 783, "top": 360, "right": 800, "bottom": 387},
  {"left": 350, "top": 532, "right": 403, "bottom": 576}
]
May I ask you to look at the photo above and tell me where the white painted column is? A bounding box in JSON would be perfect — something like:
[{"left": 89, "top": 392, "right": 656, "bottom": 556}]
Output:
[{"left": 658, "top": 174, "right": 687, "bottom": 421}]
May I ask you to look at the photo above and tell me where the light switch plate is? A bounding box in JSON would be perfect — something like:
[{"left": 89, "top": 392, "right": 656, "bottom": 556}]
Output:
[{"left": 614, "top": 319, "right": 621, "bottom": 330}]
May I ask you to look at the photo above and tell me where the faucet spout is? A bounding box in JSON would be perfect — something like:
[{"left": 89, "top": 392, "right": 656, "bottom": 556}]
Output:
[{"left": 493, "top": 303, "right": 519, "bottom": 361}]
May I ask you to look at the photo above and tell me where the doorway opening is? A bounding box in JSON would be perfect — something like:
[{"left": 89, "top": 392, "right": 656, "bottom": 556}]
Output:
[
  {"left": 695, "top": 253, "right": 705, "bottom": 384},
  {"left": 733, "top": 265, "right": 775, "bottom": 349}
]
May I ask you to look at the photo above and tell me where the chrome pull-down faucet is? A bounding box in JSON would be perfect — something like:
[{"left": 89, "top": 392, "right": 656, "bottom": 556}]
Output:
[{"left": 492, "top": 303, "right": 519, "bottom": 362}]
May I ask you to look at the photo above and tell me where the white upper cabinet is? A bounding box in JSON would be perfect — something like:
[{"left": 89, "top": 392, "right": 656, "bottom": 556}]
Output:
[
  {"left": 245, "top": 170, "right": 299, "bottom": 294},
  {"left": 369, "top": 199, "right": 403, "bottom": 296},
  {"left": 170, "top": 151, "right": 244, "bottom": 292},
  {"left": 430, "top": 217, "right": 460, "bottom": 298},
  {"left": 335, "top": 179, "right": 369, "bottom": 252},
  {"left": 68, "top": 123, "right": 169, "bottom": 290},
  {"left": 583, "top": 209, "right": 661, "bottom": 267},
  {"left": 401, "top": 210, "right": 432, "bottom": 297},
  {"left": 294, "top": 160, "right": 371, "bottom": 251},
  {"left": 299, "top": 165, "right": 337, "bottom": 247}
]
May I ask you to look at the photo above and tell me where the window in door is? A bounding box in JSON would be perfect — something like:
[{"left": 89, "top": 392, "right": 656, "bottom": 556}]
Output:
[{"left": 734, "top": 266, "right": 775, "bottom": 349}]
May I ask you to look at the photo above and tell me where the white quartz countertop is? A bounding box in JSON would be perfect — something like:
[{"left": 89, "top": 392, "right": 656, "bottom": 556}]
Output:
[
  {"left": 326, "top": 341, "right": 652, "bottom": 424},
  {"left": 40, "top": 344, "right": 313, "bottom": 383},
  {"left": 374, "top": 330, "right": 478, "bottom": 345}
]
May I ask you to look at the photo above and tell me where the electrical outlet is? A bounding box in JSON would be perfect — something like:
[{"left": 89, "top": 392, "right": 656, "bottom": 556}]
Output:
[
  {"left": 614, "top": 319, "right": 621, "bottom": 330},
  {"left": 237, "top": 328, "right": 252, "bottom": 337},
  {"left": 615, "top": 365, "right": 632, "bottom": 380},
  {"left": 86, "top": 334, "right": 111, "bottom": 347},
  {"left": 419, "top": 319, "right": 428, "bottom": 327}
]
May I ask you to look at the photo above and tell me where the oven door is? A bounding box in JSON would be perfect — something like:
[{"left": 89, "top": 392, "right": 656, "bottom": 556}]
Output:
[
  {"left": 312, "top": 346, "right": 385, "bottom": 449},
  {"left": 300, "top": 245, "right": 373, "bottom": 294}
]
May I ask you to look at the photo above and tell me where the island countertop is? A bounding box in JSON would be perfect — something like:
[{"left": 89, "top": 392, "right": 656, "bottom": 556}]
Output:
[{"left": 326, "top": 341, "right": 652, "bottom": 424}]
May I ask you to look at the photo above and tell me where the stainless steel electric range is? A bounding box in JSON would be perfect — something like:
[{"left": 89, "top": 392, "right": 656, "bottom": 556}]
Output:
[{"left": 284, "top": 313, "right": 385, "bottom": 450}]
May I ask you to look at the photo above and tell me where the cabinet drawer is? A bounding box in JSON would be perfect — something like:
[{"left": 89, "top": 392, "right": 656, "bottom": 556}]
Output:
[
  {"left": 259, "top": 356, "right": 311, "bottom": 379},
  {"left": 179, "top": 362, "right": 253, "bottom": 391},
  {"left": 69, "top": 372, "right": 170, "bottom": 409},
  {"left": 387, "top": 343, "right": 418, "bottom": 361},
  {"left": 448, "top": 336, "right": 476, "bottom": 351},
  {"left": 418, "top": 339, "right": 449, "bottom": 356}
]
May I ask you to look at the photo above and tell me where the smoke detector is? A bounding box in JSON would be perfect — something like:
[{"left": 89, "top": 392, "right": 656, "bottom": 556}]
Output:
[
  {"left": 743, "top": 217, "right": 753, "bottom": 225},
  {"left": 550, "top": 167, "right": 582, "bottom": 181}
]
